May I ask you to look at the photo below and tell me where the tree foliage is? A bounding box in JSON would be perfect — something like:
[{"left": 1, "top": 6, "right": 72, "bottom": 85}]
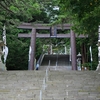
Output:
[
  {"left": 0, "top": 0, "right": 45, "bottom": 70},
  {"left": 58, "top": 0, "right": 100, "bottom": 34}
]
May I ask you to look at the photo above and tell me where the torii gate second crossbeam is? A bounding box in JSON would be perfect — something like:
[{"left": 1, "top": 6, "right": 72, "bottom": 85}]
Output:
[{"left": 18, "top": 23, "right": 88, "bottom": 70}]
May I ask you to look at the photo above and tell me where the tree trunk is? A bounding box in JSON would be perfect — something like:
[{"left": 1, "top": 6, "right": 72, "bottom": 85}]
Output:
[{"left": 81, "top": 43, "right": 87, "bottom": 64}]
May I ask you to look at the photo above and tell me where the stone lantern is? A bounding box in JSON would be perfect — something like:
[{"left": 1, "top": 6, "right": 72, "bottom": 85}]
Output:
[{"left": 77, "top": 52, "right": 82, "bottom": 71}]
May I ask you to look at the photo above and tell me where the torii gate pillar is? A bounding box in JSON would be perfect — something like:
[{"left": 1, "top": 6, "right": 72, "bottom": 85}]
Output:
[
  {"left": 29, "top": 28, "right": 36, "bottom": 70},
  {"left": 71, "top": 30, "right": 77, "bottom": 70}
]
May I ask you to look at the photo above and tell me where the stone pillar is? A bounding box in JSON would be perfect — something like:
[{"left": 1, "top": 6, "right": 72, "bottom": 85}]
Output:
[
  {"left": 70, "top": 30, "right": 77, "bottom": 70},
  {"left": 0, "top": 42, "right": 3, "bottom": 62},
  {"left": 0, "top": 41, "right": 6, "bottom": 71},
  {"left": 96, "top": 25, "right": 100, "bottom": 71}
]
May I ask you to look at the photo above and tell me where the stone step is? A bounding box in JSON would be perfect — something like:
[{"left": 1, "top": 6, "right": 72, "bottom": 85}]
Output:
[{"left": 39, "top": 66, "right": 72, "bottom": 70}]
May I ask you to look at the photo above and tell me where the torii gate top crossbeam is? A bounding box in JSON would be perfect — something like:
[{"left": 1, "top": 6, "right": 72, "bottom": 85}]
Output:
[{"left": 18, "top": 23, "right": 72, "bottom": 29}]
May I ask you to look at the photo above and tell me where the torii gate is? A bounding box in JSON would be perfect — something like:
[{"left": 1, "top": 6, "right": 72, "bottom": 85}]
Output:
[{"left": 18, "top": 23, "right": 88, "bottom": 70}]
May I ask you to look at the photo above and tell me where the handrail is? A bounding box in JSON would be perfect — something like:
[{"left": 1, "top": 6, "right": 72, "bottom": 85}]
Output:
[
  {"left": 40, "top": 90, "right": 42, "bottom": 100},
  {"left": 48, "top": 60, "right": 50, "bottom": 67},
  {"left": 55, "top": 61, "right": 57, "bottom": 70},
  {"left": 46, "top": 60, "right": 50, "bottom": 81},
  {"left": 36, "top": 53, "right": 44, "bottom": 69},
  {"left": 37, "top": 53, "right": 44, "bottom": 65},
  {"left": 40, "top": 60, "right": 50, "bottom": 100}
]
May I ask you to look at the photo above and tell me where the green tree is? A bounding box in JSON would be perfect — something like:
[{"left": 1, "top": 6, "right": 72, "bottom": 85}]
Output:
[
  {"left": 0, "top": 0, "right": 56, "bottom": 70},
  {"left": 58, "top": 0, "right": 100, "bottom": 69}
]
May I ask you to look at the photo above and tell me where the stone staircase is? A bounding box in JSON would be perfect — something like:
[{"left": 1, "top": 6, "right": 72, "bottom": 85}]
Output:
[
  {"left": 0, "top": 71, "right": 45, "bottom": 100},
  {"left": 0, "top": 70, "right": 100, "bottom": 100},
  {"left": 43, "top": 70, "right": 100, "bottom": 100},
  {"left": 40, "top": 55, "right": 71, "bottom": 70}
]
